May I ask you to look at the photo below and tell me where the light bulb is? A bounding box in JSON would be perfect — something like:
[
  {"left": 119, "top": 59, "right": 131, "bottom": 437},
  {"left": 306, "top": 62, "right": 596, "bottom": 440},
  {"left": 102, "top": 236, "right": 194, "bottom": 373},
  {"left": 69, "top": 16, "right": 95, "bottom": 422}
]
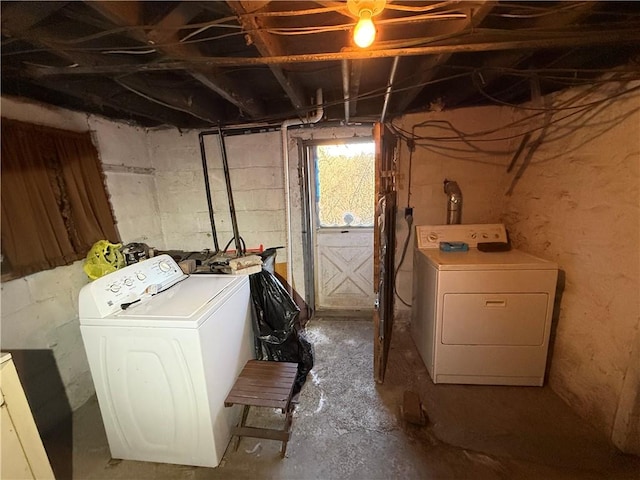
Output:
[{"left": 353, "top": 9, "right": 376, "bottom": 48}]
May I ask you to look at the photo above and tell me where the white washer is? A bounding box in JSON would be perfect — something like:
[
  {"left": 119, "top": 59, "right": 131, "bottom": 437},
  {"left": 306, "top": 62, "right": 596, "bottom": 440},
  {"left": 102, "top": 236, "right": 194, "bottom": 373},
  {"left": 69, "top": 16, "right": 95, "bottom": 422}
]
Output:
[
  {"left": 79, "top": 255, "right": 254, "bottom": 467},
  {"left": 411, "top": 224, "right": 558, "bottom": 386}
]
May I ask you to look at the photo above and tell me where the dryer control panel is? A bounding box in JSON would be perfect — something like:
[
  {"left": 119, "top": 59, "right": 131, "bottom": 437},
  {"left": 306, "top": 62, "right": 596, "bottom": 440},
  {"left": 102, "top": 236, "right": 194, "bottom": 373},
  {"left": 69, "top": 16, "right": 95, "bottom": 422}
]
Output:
[
  {"left": 416, "top": 224, "right": 507, "bottom": 249},
  {"left": 79, "top": 254, "right": 188, "bottom": 319}
]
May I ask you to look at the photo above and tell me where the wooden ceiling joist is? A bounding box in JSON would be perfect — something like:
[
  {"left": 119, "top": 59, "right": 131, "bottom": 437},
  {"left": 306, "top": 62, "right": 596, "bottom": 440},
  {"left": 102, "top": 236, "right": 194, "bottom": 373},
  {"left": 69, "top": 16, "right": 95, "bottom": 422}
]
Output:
[
  {"left": 227, "top": 1, "right": 307, "bottom": 116},
  {"left": 391, "top": 2, "right": 496, "bottom": 114},
  {"left": 84, "top": 1, "right": 265, "bottom": 119},
  {"left": 24, "top": 76, "right": 196, "bottom": 127},
  {"left": 27, "top": 27, "right": 640, "bottom": 75},
  {"left": 443, "top": 1, "right": 600, "bottom": 108}
]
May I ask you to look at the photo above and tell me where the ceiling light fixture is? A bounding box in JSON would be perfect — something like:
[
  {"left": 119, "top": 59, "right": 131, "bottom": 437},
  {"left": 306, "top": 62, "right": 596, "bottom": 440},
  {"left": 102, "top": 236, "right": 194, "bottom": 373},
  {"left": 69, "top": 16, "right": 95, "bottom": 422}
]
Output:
[{"left": 347, "top": 0, "right": 386, "bottom": 49}]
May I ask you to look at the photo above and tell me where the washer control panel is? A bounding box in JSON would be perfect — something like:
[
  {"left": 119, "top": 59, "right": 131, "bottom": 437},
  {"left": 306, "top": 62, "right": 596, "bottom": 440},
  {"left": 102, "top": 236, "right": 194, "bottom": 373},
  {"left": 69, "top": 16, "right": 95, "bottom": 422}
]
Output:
[
  {"left": 79, "top": 254, "right": 187, "bottom": 318},
  {"left": 416, "top": 224, "right": 507, "bottom": 249}
]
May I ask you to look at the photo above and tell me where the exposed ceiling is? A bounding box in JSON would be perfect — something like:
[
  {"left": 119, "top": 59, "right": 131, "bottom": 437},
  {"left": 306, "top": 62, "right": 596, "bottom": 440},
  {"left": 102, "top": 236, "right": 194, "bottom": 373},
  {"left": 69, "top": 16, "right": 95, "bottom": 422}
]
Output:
[{"left": 2, "top": 1, "right": 640, "bottom": 129}]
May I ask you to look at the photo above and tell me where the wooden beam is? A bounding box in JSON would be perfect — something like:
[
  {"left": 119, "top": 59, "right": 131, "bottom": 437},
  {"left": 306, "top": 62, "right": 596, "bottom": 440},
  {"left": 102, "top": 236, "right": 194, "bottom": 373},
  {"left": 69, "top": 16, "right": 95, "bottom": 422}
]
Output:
[
  {"left": 85, "top": 1, "right": 265, "bottom": 118},
  {"left": 391, "top": 2, "right": 496, "bottom": 114},
  {"left": 28, "top": 28, "right": 640, "bottom": 74},
  {"left": 5, "top": 22, "right": 223, "bottom": 126},
  {"left": 1, "top": 1, "right": 68, "bottom": 33},
  {"left": 227, "top": 1, "right": 307, "bottom": 114},
  {"left": 444, "top": 1, "right": 599, "bottom": 107},
  {"left": 114, "top": 75, "right": 220, "bottom": 123},
  {"left": 20, "top": 76, "right": 195, "bottom": 127}
]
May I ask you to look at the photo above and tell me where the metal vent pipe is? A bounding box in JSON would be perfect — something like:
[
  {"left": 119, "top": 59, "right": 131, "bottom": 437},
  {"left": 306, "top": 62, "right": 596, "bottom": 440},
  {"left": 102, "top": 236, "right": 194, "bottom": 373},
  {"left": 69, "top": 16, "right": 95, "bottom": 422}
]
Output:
[{"left": 443, "top": 179, "right": 463, "bottom": 224}]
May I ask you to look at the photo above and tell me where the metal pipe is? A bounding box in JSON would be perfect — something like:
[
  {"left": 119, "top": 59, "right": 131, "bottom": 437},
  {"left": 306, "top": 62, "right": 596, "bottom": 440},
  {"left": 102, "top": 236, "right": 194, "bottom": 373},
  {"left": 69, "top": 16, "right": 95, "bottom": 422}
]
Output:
[
  {"left": 380, "top": 56, "right": 400, "bottom": 123},
  {"left": 342, "top": 59, "right": 350, "bottom": 123},
  {"left": 443, "top": 179, "right": 463, "bottom": 225},
  {"left": 198, "top": 132, "right": 220, "bottom": 252},
  {"left": 217, "top": 126, "right": 243, "bottom": 255},
  {"left": 281, "top": 88, "right": 324, "bottom": 290}
]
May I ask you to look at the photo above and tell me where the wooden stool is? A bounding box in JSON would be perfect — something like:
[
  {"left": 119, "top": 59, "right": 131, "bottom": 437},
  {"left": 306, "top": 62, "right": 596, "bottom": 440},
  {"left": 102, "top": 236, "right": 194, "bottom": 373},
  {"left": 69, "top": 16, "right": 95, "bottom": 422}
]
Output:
[{"left": 224, "top": 360, "right": 298, "bottom": 457}]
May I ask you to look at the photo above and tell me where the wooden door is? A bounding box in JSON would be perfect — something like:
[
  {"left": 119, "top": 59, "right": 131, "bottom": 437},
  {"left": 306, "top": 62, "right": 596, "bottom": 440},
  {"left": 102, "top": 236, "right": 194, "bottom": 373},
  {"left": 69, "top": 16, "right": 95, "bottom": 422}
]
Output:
[{"left": 373, "top": 123, "right": 398, "bottom": 383}]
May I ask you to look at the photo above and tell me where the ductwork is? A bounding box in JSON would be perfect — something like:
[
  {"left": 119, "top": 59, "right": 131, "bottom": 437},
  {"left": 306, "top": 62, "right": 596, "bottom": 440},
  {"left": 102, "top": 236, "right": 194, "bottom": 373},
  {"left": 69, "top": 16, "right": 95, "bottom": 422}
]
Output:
[{"left": 443, "top": 179, "right": 463, "bottom": 224}]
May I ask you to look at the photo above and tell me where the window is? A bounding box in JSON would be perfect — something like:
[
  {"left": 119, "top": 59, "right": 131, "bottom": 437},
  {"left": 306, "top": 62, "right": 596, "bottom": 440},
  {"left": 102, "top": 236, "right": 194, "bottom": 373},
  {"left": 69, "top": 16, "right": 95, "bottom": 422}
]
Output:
[
  {"left": 313, "top": 141, "right": 375, "bottom": 228},
  {"left": 1, "top": 118, "right": 120, "bottom": 280}
]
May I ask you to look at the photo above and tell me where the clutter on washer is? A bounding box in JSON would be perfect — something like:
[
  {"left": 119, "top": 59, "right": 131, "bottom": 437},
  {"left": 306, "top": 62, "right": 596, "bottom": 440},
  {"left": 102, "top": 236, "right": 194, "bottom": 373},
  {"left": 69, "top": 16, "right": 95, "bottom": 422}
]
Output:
[
  {"left": 122, "top": 242, "right": 151, "bottom": 265},
  {"left": 83, "top": 240, "right": 125, "bottom": 280}
]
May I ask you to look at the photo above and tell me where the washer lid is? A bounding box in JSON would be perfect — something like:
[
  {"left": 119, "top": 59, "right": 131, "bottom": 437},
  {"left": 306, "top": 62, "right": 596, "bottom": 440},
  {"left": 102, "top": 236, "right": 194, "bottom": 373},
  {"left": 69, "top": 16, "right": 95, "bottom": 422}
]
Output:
[
  {"left": 418, "top": 248, "right": 557, "bottom": 271},
  {"left": 81, "top": 275, "right": 247, "bottom": 328}
]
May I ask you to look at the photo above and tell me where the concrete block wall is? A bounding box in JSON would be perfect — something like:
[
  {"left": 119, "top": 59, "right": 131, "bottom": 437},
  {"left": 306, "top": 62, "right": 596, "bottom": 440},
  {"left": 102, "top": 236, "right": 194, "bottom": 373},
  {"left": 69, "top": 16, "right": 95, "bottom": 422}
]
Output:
[
  {"left": 499, "top": 81, "right": 640, "bottom": 454},
  {"left": 147, "top": 129, "right": 286, "bottom": 254},
  {"left": 0, "top": 96, "right": 160, "bottom": 429},
  {"left": 90, "top": 116, "right": 163, "bottom": 246},
  {"left": 393, "top": 106, "right": 517, "bottom": 319}
]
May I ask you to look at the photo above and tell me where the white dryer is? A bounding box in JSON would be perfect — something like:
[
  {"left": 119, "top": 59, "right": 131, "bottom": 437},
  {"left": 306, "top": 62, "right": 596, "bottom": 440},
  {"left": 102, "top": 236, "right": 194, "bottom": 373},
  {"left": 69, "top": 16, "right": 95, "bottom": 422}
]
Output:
[
  {"left": 79, "top": 255, "right": 254, "bottom": 467},
  {"left": 411, "top": 224, "right": 558, "bottom": 386}
]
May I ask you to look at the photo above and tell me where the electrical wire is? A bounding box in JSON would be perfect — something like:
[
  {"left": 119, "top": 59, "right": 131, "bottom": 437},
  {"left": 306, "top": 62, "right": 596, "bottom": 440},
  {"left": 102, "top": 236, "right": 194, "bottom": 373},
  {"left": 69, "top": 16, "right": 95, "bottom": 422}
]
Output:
[
  {"left": 393, "top": 213, "right": 413, "bottom": 308},
  {"left": 389, "top": 83, "right": 640, "bottom": 163}
]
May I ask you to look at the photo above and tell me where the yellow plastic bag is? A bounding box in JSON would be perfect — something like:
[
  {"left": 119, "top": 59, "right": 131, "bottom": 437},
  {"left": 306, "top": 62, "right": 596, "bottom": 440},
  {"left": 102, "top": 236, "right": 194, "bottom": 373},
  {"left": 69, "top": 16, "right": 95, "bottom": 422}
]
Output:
[{"left": 83, "top": 240, "right": 125, "bottom": 280}]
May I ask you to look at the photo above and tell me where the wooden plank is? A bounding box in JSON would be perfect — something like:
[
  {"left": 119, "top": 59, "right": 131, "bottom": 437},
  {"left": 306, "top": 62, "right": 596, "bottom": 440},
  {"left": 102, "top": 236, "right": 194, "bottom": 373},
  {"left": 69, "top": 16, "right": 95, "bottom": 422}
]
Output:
[
  {"left": 227, "top": 1, "right": 307, "bottom": 114},
  {"left": 232, "top": 426, "right": 290, "bottom": 442},
  {"left": 444, "top": 1, "right": 598, "bottom": 107},
  {"left": 373, "top": 123, "right": 398, "bottom": 384},
  {"left": 392, "top": 2, "right": 496, "bottom": 113},
  {"left": 230, "top": 385, "right": 293, "bottom": 397},
  {"left": 84, "top": 1, "right": 265, "bottom": 118},
  {"left": 240, "top": 366, "right": 298, "bottom": 377},
  {"left": 0, "top": 1, "right": 67, "bottom": 33},
  {"left": 238, "top": 372, "right": 296, "bottom": 381},
  {"left": 226, "top": 392, "right": 289, "bottom": 404},
  {"left": 225, "top": 396, "right": 287, "bottom": 409},
  {"left": 234, "top": 378, "right": 296, "bottom": 390},
  {"left": 227, "top": 390, "right": 290, "bottom": 402},
  {"left": 30, "top": 28, "right": 640, "bottom": 74}
]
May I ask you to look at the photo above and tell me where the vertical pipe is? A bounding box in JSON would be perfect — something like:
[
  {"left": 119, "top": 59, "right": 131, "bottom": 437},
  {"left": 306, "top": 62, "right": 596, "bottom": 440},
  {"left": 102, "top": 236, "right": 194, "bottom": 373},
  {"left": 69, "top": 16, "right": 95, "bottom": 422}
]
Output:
[
  {"left": 380, "top": 56, "right": 400, "bottom": 123},
  {"left": 217, "top": 127, "right": 243, "bottom": 255},
  {"left": 198, "top": 132, "right": 220, "bottom": 252},
  {"left": 342, "top": 59, "right": 350, "bottom": 123},
  {"left": 443, "top": 179, "right": 463, "bottom": 225}
]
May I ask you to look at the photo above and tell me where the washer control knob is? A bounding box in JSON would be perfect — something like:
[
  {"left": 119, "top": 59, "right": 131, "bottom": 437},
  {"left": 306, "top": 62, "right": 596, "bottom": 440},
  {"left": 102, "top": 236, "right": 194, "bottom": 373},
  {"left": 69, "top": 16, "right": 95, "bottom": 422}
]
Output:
[
  {"left": 136, "top": 272, "right": 146, "bottom": 281},
  {"left": 471, "top": 233, "right": 477, "bottom": 239},
  {"left": 109, "top": 283, "right": 121, "bottom": 293},
  {"left": 124, "top": 278, "right": 134, "bottom": 287},
  {"left": 427, "top": 233, "right": 438, "bottom": 243},
  {"left": 158, "top": 260, "right": 171, "bottom": 272},
  {"left": 482, "top": 233, "right": 489, "bottom": 239}
]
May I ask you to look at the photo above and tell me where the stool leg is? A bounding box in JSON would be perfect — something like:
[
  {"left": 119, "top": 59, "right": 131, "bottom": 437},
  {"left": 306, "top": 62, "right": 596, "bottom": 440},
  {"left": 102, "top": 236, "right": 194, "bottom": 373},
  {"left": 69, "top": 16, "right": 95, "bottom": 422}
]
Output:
[
  {"left": 280, "top": 404, "right": 295, "bottom": 458},
  {"left": 234, "top": 405, "right": 250, "bottom": 452}
]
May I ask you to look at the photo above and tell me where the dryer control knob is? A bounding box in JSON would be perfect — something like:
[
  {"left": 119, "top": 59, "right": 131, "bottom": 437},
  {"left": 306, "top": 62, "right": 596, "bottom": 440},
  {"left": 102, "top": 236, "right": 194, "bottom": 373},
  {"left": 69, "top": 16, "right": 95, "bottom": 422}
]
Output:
[{"left": 427, "top": 233, "right": 438, "bottom": 243}]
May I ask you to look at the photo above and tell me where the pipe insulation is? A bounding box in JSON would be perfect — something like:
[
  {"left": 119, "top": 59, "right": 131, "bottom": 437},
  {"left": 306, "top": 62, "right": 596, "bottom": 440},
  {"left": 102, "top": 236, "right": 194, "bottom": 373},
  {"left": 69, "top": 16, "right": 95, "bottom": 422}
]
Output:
[{"left": 282, "top": 89, "right": 324, "bottom": 290}]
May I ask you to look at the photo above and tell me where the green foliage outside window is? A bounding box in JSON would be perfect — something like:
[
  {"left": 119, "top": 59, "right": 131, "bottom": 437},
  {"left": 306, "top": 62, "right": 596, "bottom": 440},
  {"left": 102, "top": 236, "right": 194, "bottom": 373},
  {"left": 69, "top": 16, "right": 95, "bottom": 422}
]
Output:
[{"left": 315, "top": 142, "right": 375, "bottom": 227}]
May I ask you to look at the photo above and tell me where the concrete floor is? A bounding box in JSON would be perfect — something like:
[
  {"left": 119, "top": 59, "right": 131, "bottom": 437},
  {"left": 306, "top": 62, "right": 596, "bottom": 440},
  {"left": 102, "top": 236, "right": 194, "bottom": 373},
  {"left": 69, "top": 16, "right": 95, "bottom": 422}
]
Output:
[{"left": 43, "top": 317, "right": 639, "bottom": 479}]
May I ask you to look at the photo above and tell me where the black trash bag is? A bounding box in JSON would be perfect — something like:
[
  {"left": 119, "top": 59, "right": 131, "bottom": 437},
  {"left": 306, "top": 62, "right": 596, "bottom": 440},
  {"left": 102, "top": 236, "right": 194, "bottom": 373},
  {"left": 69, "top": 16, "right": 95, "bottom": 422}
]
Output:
[{"left": 249, "top": 269, "right": 314, "bottom": 394}]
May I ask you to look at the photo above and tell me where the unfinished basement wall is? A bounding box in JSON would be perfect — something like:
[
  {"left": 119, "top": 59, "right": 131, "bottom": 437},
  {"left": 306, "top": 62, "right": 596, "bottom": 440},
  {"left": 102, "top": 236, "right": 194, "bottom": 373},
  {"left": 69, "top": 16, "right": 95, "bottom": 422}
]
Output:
[
  {"left": 499, "top": 80, "right": 640, "bottom": 454},
  {"left": 146, "top": 128, "right": 286, "bottom": 255},
  {"left": 393, "top": 106, "right": 517, "bottom": 320},
  {"left": 0, "top": 96, "right": 160, "bottom": 430}
]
